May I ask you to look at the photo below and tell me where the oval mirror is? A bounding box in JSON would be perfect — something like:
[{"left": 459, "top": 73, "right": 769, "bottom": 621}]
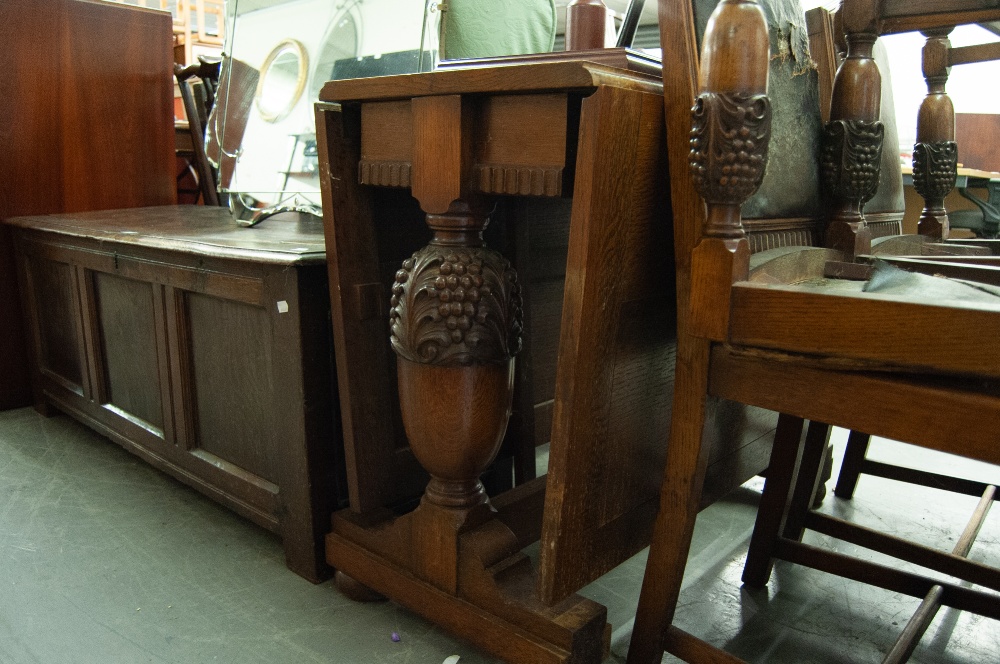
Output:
[
  {"left": 254, "top": 39, "right": 308, "bottom": 123},
  {"left": 309, "top": 11, "right": 360, "bottom": 101}
]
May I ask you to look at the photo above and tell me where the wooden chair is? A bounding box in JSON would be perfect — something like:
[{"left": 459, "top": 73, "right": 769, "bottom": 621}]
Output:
[
  {"left": 811, "top": 5, "right": 1000, "bottom": 505},
  {"left": 809, "top": 5, "right": 1000, "bottom": 258},
  {"left": 627, "top": 0, "right": 1000, "bottom": 661},
  {"left": 909, "top": 22, "right": 1000, "bottom": 243},
  {"left": 174, "top": 55, "right": 222, "bottom": 206}
]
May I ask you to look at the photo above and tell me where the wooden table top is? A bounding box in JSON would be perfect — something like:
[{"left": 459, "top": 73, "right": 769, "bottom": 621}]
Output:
[
  {"left": 319, "top": 49, "right": 663, "bottom": 103},
  {"left": 4, "top": 205, "right": 327, "bottom": 265}
]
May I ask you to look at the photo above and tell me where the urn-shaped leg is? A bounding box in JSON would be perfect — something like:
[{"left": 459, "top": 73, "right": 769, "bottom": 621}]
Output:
[
  {"left": 397, "top": 358, "right": 514, "bottom": 510},
  {"left": 389, "top": 201, "right": 523, "bottom": 520}
]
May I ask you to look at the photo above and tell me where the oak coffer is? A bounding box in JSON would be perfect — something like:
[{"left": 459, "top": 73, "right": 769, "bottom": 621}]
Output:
[{"left": 5, "top": 205, "right": 343, "bottom": 582}]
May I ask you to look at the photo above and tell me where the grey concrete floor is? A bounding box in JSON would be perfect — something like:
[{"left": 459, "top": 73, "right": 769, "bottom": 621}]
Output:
[{"left": 0, "top": 407, "right": 998, "bottom": 663}]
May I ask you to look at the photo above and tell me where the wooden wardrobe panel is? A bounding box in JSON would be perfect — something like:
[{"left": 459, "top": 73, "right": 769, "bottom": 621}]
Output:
[{"left": 0, "top": 0, "right": 174, "bottom": 410}]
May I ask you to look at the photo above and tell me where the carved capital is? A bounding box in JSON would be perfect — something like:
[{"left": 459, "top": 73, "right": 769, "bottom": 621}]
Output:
[
  {"left": 912, "top": 140, "right": 957, "bottom": 202},
  {"left": 821, "top": 119, "right": 884, "bottom": 210},
  {"left": 390, "top": 247, "right": 522, "bottom": 366},
  {"left": 689, "top": 92, "right": 772, "bottom": 220}
]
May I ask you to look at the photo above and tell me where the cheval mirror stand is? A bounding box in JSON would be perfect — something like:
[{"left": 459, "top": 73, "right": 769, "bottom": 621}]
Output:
[{"left": 315, "top": 51, "right": 779, "bottom": 663}]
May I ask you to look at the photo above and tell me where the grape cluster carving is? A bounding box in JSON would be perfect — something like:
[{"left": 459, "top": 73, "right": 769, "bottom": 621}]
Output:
[
  {"left": 390, "top": 247, "right": 522, "bottom": 366},
  {"left": 689, "top": 92, "right": 771, "bottom": 209},
  {"left": 912, "top": 141, "right": 957, "bottom": 202},
  {"left": 821, "top": 120, "right": 884, "bottom": 207}
]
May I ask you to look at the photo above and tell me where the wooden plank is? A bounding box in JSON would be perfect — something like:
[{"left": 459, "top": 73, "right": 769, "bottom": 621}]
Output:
[
  {"left": 6, "top": 206, "right": 327, "bottom": 266},
  {"left": 949, "top": 40, "right": 1000, "bottom": 66},
  {"left": 777, "top": 539, "right": 1000, "bottom": 619},
  {"left": 319, "top": 59, "right": 662, "bottom": 104},
  {"left": 327, "top": 534, "right": 588, "bottom": 664},
  {"left": 316, "top": 103, "right": 398, "bottom": 513},
  {"left": 708, "top": 346, "right": 1000, "bottom": 466},
  {"left": 879, "top": 7, "right": 1000, "bottom": 34},
  {"left": 540, "top": 84, "right": 675, "bottom": 604},
  {"left": 16, "top": 233, "right": 266, "bottom": 307},
  {"left": 862, "top": 255, "right": 1000, "bottom": 285},
  {"left": 265, "top": 266, "right": 335, "bottom": 583},
  {"left": 0, "top": 0, "right": 173, "bottom": 409},
  {"left": 729, "top": 282, "right": 1000, "bottom": 378}
]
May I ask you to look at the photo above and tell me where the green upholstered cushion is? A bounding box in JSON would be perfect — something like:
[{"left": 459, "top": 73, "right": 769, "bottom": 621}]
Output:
[{"left": 441, "top": 0, "right": 556, "bottom": 60}]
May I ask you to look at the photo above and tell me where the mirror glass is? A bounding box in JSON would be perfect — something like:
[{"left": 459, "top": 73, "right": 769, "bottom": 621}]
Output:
[
  {"left": 255, "top": 40, "right": 308, "bottom": 122},
  {"left": 211, "top": 0, "right": 433, "bottom": 221},
  {"left": 209, "top": 0, "right": 670, "bottom": 223}
]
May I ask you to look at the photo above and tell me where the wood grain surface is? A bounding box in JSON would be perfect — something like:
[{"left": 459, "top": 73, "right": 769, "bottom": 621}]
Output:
[{"left": 0, "top": 0, "right": 175, "bottom": 410}]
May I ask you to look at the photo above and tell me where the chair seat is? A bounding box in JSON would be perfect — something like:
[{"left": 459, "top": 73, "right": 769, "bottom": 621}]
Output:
[
  {"left": 708, "top": 345, "right": 1000, "bottom": 465},
  {"left": 727, "top": 269, "right": 1000, "bottom": 380}
]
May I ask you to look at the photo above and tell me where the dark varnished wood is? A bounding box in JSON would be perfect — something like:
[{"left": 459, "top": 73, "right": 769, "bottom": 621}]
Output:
[
  {"left": 539, "top": 82, "right": 677, "bottom": 604},
  {"left": 628, "top": 2, "right": 772, "bottom": 661},
  {"left": 565, "top": 1, "right": 611, "bottom": 51},
  {"left": 319, "top": 55, "right": 765, "bottom": 662},
  {"left": 6, "top": 207, "right": 339, "bottom": 582},
  {"left": 320, "top": 59, "right": 662, "bottom": 103},
  {"left": 631, "top": 0, "right": 1000, "bottom": 661},
  {"left": 0, "top": 0, "right": 175, "bottom": 411},
  {"left": 956, "top": 113, "right": 1000, "bottom": 172}
]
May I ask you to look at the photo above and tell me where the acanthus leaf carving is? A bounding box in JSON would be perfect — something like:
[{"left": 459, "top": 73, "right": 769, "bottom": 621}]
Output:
[
  {"left": 688, "top": 92, "right": 772, "bottom": 213},
  {"left": 912, "top": 140, "right": 957, "bottom": 202},
  {"left": 390, "top": 246, "right": 522, "bottom": 366},
  {"left": 821, "top": 119, "right": 884, "bottom": 209}
]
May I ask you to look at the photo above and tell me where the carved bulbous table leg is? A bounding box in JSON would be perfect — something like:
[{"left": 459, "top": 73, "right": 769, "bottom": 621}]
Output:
[{"left": 388, "top": 201, "right": 522, "bottom": 590}]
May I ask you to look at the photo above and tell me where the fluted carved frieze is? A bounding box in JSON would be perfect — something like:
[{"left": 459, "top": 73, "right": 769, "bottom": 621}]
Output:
[
  {"left": 473, "top": 164, "right": 564, "bottom": 197},
  {"left": 359, "top": 160, "right": 412, "bottom": 187}
]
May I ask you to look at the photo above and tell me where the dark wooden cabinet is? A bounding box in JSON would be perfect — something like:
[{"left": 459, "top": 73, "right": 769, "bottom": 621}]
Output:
[
  {"left": 0, "top": 0, "right": 176, "bottom": 410},
  {"left": 5, "top": 206, "right": 341, "bottom": 582}
]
